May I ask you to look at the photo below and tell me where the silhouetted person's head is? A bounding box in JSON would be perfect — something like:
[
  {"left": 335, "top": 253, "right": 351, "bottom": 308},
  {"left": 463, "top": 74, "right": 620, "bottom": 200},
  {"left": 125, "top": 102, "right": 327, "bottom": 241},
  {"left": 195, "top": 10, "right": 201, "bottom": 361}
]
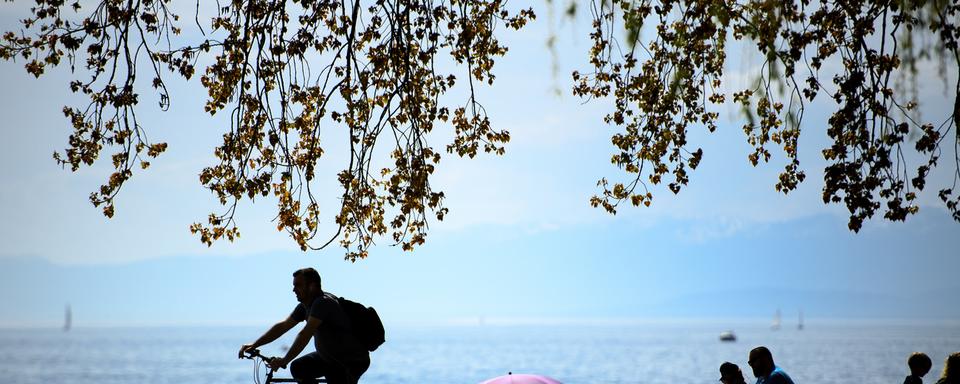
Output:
[
  {"left": 908, "top": 352, "right": 933, "bottom": 377},
  {"left": 941, "top": 352, "right": 960, "bottom": 383},
  {"left": 720, "top": 362, "right": 746, "bottom": 384},
  {"left": 292, "top": 267, "right": 322, "bottom": 303},
  {"left": 749, "top": 346, "right": 776, "bottom": 378}
]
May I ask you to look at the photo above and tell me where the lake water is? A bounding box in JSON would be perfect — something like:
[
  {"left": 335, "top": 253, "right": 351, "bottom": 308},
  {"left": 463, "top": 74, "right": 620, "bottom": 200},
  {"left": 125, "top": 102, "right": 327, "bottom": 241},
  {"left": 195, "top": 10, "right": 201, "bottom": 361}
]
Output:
[{"left": 0, "top": 320, "right": 957, "bottom": 383}]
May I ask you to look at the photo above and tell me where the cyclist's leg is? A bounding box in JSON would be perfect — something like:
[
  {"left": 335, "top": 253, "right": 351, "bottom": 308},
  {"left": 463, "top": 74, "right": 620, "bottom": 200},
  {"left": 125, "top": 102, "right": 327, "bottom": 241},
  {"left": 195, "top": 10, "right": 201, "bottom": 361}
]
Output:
[
  {"left": 316, "top": 361, "right": 349, "bottom": 384},
  {"left": 325, "top": 354, "right": 370, "bottom": 384},
  {"left": 289, "top": 352, "right": 325, "bottom": 384}
]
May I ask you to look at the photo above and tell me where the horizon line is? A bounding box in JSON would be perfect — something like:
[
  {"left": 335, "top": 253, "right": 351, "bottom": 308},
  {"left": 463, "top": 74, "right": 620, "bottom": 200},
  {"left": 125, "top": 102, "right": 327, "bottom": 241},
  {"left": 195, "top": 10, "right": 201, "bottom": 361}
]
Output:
[{"left": 2, "top": 315, "right": 958, "bottom": 330}]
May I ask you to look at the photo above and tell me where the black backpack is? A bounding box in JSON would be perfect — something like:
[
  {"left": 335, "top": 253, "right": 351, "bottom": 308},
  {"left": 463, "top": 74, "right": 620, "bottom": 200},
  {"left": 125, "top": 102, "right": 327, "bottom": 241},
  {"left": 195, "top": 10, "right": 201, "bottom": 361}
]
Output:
[{"left": 337, "top": 297, "right": 386, "bottom": 352}]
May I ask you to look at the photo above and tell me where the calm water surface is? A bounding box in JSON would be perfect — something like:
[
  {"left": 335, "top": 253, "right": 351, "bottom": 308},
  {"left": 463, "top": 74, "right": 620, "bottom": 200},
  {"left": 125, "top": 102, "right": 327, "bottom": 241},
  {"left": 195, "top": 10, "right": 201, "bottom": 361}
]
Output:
[{"left": 0, "top": 321, "right": 957, "bottom": 384}]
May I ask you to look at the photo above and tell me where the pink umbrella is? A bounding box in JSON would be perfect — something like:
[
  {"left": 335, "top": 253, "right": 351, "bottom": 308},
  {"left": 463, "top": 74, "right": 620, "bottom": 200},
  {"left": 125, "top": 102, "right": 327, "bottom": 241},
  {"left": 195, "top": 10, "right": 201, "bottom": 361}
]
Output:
[{"left": 480, "top": 372, "right": 562, "bottom": 384}]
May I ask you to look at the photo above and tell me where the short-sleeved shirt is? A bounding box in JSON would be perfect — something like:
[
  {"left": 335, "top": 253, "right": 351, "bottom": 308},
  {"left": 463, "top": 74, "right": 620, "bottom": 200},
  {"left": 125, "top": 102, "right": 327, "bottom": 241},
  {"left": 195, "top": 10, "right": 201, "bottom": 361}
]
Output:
[
  {"left": 291, "top": 292, "right": 367, "bottom": 359},
  {"left": 756, "top": 366, "right": 795, "bottom": 384}
]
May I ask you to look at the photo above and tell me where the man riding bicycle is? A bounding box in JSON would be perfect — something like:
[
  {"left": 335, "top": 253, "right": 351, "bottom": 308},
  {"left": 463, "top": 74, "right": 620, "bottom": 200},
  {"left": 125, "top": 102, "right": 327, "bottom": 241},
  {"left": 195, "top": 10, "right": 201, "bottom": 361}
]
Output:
[{"left": 239, "top": 268, "right": 370, "bottom": 384}]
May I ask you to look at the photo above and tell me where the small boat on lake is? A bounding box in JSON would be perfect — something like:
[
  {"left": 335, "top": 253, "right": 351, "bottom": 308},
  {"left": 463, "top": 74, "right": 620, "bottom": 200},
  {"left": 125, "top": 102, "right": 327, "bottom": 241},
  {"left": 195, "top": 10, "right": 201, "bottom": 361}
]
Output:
[{"left": 719, "top": 330, "right": 736, "bottom": 342}]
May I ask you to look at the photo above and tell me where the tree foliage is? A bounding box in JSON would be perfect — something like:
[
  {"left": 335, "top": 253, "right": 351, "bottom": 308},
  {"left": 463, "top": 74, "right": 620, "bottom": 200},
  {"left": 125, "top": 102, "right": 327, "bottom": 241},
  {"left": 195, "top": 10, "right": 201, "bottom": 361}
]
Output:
[
  {"left": 0, "top": 0, "right": 533, "bottom": 260},
  {"left": 574, "top": 0, "right": 959, "bottom": 232},
  {"left": 2, "top": 0, "right": 958, "bottom": 260}
]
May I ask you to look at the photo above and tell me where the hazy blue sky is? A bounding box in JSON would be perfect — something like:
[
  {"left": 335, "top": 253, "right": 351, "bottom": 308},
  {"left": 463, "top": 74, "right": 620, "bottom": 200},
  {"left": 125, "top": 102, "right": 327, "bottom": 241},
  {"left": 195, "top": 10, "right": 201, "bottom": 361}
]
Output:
[{"left": 1, "top": 2, "right": 957, "bottom": 328}]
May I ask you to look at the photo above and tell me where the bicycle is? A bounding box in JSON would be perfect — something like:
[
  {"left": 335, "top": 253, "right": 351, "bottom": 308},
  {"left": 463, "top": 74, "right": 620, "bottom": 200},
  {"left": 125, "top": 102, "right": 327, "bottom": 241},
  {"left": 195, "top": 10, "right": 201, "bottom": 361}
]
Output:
[{"left": 242, "top": 348, "right": 327, "bottom": 384}]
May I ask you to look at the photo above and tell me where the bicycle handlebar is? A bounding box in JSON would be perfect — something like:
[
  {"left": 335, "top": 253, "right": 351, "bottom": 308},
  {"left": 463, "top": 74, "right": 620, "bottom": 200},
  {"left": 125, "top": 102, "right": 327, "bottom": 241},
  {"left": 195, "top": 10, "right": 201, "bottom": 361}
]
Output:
[
  {"left": 243, "top": 348, "right": 321, "bottom": 383},
  {"left": 244, "top": 348, "right": 274, "bottom": 363}
]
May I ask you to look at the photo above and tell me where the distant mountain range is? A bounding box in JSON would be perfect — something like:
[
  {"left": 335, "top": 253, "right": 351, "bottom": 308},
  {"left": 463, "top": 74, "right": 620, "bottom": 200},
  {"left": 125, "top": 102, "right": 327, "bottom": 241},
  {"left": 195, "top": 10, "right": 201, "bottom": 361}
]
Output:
[
  {"left": 647, "top": 287, "right": 960, "bottom": 319},
  {"left": 2, "top": 253, "right": 958, "bottom": 328}
]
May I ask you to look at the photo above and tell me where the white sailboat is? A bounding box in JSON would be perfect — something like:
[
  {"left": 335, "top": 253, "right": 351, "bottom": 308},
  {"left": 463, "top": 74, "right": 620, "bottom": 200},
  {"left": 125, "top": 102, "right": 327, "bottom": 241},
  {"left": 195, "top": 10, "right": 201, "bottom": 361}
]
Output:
[
  {"left": 771, "top": 308, "right": 781, "bottom": 330},
  {"left": 797, "top": 310, "right": 804, "bottom": 330}
]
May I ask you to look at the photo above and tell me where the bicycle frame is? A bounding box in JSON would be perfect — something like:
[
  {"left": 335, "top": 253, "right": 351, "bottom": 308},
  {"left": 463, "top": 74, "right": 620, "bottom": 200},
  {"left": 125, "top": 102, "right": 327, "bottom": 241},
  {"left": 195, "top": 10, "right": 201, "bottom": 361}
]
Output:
[{"left": 243, "top": 349, "right": 327, "bottom": 384}]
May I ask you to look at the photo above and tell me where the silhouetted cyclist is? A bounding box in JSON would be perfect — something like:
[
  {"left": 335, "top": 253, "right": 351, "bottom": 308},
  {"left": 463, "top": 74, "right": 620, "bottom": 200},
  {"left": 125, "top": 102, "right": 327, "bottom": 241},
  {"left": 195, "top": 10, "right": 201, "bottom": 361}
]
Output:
[{"left": 239, "top": 268, "right": 370, "bottom": 384}]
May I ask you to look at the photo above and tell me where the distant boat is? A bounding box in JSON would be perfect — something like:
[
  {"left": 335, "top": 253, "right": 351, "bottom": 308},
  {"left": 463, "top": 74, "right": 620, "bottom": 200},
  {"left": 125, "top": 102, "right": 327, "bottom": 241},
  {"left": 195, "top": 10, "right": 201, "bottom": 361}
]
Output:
[
  {"left": 719, "top": 330, "right": 737, "bottom": 342},
  {"left": 63, "top": 304, "right": 72, "bottom": 332},
  {"left": 771, "top": 308, "right": 781, "bottom": 330},
  {"left": 797, "top": 310, "right": 804, "bottom": 330}
]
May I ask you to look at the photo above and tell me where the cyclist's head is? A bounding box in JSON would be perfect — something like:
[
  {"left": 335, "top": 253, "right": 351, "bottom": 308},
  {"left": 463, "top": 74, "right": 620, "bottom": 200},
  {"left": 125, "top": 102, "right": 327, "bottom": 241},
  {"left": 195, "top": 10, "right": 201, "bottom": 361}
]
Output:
[{"left": 293, "top": 267, "right": 322, "bottom": 298}]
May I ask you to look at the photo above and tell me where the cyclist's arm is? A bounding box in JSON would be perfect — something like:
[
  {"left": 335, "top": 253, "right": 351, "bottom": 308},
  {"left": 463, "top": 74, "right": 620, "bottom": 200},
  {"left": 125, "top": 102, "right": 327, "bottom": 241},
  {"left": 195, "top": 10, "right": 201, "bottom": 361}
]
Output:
[
  {"left": 278, "top": 315, "right": 322, "bottom": 366},
  {"left": 250, "top": 315, "right": 299, "bottom": 349}
]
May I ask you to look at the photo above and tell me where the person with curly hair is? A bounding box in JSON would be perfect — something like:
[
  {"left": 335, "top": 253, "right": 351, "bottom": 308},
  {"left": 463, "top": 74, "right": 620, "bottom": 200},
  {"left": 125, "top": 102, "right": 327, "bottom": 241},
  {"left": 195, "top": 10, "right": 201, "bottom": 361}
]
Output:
[{"left": 936, "top": 352, "right": 960, "bottom": 384}]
